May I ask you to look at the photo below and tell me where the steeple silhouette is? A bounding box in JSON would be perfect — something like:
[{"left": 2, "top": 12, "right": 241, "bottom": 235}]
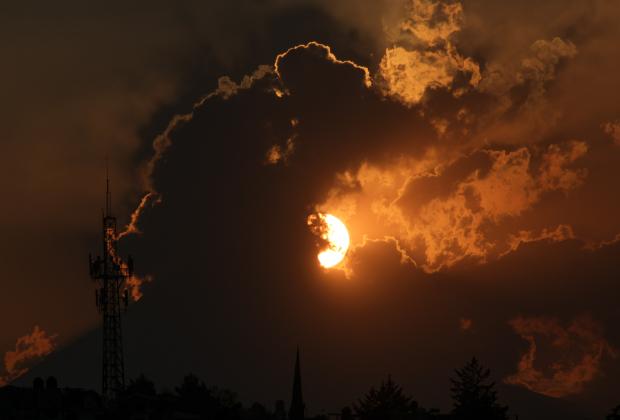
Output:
[{"left": 289, "top": 347, "right": 305, "bottom": 420}]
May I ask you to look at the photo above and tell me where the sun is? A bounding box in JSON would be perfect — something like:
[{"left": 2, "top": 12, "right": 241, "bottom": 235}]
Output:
[{"left": 307, "top": 213, "right": 350, "bottom": 268}]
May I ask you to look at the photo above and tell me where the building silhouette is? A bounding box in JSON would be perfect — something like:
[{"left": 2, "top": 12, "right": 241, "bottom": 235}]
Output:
[
  {"left": 0, "top": 377, "right": 102, "bottom": 420},
  {"left": 289, "top": 347, "right": 305, "bottom": 420}
]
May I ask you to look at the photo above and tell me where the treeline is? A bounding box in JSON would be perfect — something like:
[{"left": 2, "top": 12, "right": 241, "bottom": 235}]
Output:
[
  {"left": 116, "top": 357, "right": 509, "bottom": 420},
  {"left": 118, "top": 357, "right": 620, "bottom": 420}
]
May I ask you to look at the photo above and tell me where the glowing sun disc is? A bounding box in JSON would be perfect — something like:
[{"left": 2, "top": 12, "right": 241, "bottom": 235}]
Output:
[{"left": 309, "top": 213, "right": 350, "bottom": 268}]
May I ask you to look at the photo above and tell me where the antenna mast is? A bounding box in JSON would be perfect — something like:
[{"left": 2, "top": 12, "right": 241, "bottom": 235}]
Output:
[
  {"left": 105, "top": 158, "right": 112, "bottom": 217},
  {"left": 89, "top": 165, "right": 133, "bottom": 403}
]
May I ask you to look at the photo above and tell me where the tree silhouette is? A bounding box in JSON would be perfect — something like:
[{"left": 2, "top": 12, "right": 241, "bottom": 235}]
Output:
[
  {"left": 248, "top": 402, "right": 270, "bottom": 420},
  {"left": 450, "top": 357, "right": 508, "bottom": 420},
  {"left": 607, "top": 405, "right": 620, "bottom": 420},
  {"left": 175, "top": 373, "right": 210, "bottom": 414},
  {"left": 354, "top": 375, "right": 418, "bottom": 420},
  {"left": 341, "top": 406, "right": 354, "bottom": 420},
  {"left": 209, "top": 386, "right": 242, "bottom": 419},
  {"left": 173, "top": 374, "right": 243, "bottom": 419},
  {"left": 126, "top": 373, "right": 156, "bottom": 396}
]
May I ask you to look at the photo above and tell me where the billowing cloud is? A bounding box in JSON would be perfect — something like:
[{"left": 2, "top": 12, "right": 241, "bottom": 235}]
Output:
[
  {"left": 118, "top": 3, "right": 600, "bottom": 281},
  {"left": 504, "top": 316, "right": 616, "bottom": 398},
  {"left": 378, "top": 0, "right": 480, "bottom": 105},
  {"left": 378, "top": 45, "right": 480, "bottom": 105},
  {"left": 397, "top": 0, "right": 463, "bottom": 46},
  {"left": 123, "top": 40, "right": 375, "bottom": 247},
  {"left": 479, "top": 37, "right": 577, "bottom": 100},
  {"left": 471, "top": 36, "right": 579, "bottom": 147},
  {"left": 0, "top": 326, "right": 57, "bottom": 387},
  {"left": 319, "top": 140, "right": 588, "bottom": 272}
]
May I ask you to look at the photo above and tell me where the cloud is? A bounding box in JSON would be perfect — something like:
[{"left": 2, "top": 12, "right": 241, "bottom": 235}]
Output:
[
  {"left": 503, "top": 224, "right": 575, "bottom": 256},
  {"left": 584, "top": 232, "right": 620, "bottom": 251},
  {"left": 538, "top": 141, "right": 588, "bottom": 191},
  {"left": 112, "top": 63, "right": 279, "bottom": 306},
  {"left": 126, "top": 274, "right": 154, "bottom": 302},
  {"left": 603, "top": 120, "right": 620, "bottom": 146},
  {"left": 342, "top": 235, "right": 418, "bottom": 279},
  {"left": 469, "top": 141, "right": 587, "bottom": 220},
  {"left": 521, "top": 37, "right": 578, "bottom": 80},
  {"left": 318, "top": 140, "right": 588, "bottom": 272},
  {"left": 275, "top": 41, "right": 372, "bottom": 89},
  {"left": 459, "top": 318, "right": 473, "bottom": 331},
  {"left": 117, "top": 192, "right": 159, "bottom": 240},
  {"left": 118, "top": 6, "right": 595, "bottom": 281},
  {"left": 408, "top": 142, "right": 586, "bottom": 269},
  {"left": 504, "top": 316, "right": 616, "bottom": 398},
  {"left": 125, "top": 40, "right": 377, "bottom": 252},
  {"left": 378, "top": 0, "right": 480, "bottom": 105},
  {"left": 479, "top": 37, "right": 577, "bottom": 100},
  {"left": 0, "top": 326, "right": 57, "bottom": 387},
  {"left": 141, "top": 64, "right": 275, "bottom": 196},
  {"left": 378, "top": 46, "right": 480, "bottom": 105},
  {"left": 470, "top": 36, "right": 579, "bottom": 147},
  {"left": 397, "top": 0, "right": 463, "bottom": 46}
]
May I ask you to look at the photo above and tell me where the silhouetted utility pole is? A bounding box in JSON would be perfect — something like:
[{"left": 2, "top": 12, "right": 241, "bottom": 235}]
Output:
[
  {"left": 289, "top": 347, "right": 305, "bottom": 420},
  {"left": 89, "top": 168, "right": 132, "bottom": 403}
]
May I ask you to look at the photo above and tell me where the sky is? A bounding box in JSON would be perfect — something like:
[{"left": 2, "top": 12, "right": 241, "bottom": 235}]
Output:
[{"left": 1, "top": 0, "right": 619, "bottom": 418}]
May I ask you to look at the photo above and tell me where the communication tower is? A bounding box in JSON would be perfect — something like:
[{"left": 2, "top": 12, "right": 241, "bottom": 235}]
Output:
[{"left": 88, "top": 172, "right": 133, "bottom": 402}]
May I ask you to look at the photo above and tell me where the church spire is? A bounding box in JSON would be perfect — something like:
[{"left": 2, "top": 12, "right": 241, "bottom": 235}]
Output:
[{"left": 289, "top": 347, "right": 305, "bottom": 420}]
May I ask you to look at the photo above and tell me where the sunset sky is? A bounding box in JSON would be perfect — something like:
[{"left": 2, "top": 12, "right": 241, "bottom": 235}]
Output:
[{"left": 1, "top": 0, "right": 619, "bottom": 418}]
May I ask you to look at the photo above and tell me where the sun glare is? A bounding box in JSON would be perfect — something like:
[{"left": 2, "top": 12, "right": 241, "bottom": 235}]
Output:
[{"left": 308, "top": 213, "right": 350, "bottom": 269}]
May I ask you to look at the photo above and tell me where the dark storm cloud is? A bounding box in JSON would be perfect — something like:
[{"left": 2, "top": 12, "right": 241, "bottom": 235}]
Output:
[{"left": 0, "top": 0, "right": 379, "bottom": 382}]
